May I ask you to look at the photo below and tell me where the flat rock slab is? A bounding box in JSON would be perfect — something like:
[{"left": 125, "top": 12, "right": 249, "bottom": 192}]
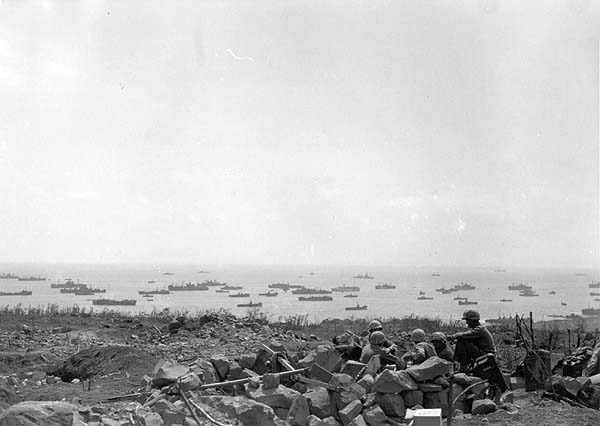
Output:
[
  {"left": 471, "top": 398, "right": 496, "bottom": 415},
  {"left": 246, "top": 384, "right": 301, "bottom": 408},
  {"left": 201, "top": 395, "right": 281, "bottom": 426},
  {"left": 406, "top": 357, "right": 451, "bottom": 382},
  {"left": 372, "top": 369, "right": 417, "bottom": 393},
  {"left": 0, "top": 401, "right": 75, "bottom": 426}
]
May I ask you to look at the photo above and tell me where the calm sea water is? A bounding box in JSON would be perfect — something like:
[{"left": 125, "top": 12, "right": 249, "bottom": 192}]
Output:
[{"left": 0, "top": 263, "right": 599, "bottom": 323}]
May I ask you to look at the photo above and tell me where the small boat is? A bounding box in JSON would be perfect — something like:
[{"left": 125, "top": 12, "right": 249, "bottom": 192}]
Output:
[
  {"left": 548, "top": 291, "right": 556, "bottom": 295},
  {"left": 162, "top": 272, "right": 174, "bottom": 275},
  {"left": 298, "top": 296, "right": 333, "bottom": 301},
  {"left": 561, "top": 302, "right": 567, "bottom": 306},
  {"left": 168, "top": 283, "right": 209, "bottom": 291},
  {"left": 74, "top": 287, "right": 106, "bottom": 295},
  {"left": 589, "top": 281, "right": 600, "bottom": 288},
  {"left": 51, "top": 279, "right": 87, "bottom": 289},
  {"left": 419, "top": 290, "right": 426, "bottom": 296},
  {"left": 216, "top": 289, "right": 229, "bottom": 293},
  {"left": 292, "top": 288, "right": 332, "bottom": 295},
  {"left": 201, "top": 280, "right": 226, "bottom": 287},
  {"left": 258, "top": 290, "right": 278, "bottom": 297},
  {"left": 237, "top": 301, "right": 262, "bottom": 308},
  {"left": 432, "top": 273, "right": 441, "bottom": 276},
  {"left": 435, "top": 287, "right": 455, "bottom": 294},
  {"left": 147, "top": 280, "right": 156, "bottom": 284},
  {"left": 519, "top": 289, "right": 539, "bottom": 297},
  {"left": 197, "top": 270, "right": 210, "bottom": 274},
  {"left": 590, "top": 292, "right": 600, "bottom": 296},
  {"left": 332, "top": 286, "right": 361, "bottom": 292},
  {"left": 268, "top": 283, "right": 304, "bottom": 291},
  {"left": 452, "top": 283, "right": 476, "bottom": 291},
  {"left": 221, "top": 284, "right": 243, "bottom": 291},
  {"left": 345, "top": 304, "right": 367, "bottom": 311},
  {"left": 228, "top": 292, "right": 250, "bottom": 298},
  {"left": 138, "top": 289, "right": 170, "bottom": 295},
  {"left": 17, "top": 276, "right": 46, "bottom": 281},
  {"left": 344, "top": 294, "right": 358, "bottom": 298},
  {"left": 0, "top": 290, "right": 32, "bottom": 296},
  {"left": 375, "top": 283, "right": 396, "bottom": 290},
  {"left": 454, "top": 296, "right": 468, "bottom": 301},
  {"left": 353, "top": 273, "right": 374, "bottom": 279},
  {"left": 142, "top": 294, "right": 154, "bottom": 298},
  {"left": 417, "top": 296, "right": 433, "bottom": 300},
  {"left": 0, "top": 273, "right": 18, "bottom": 279},
  {"left": 500, "top": 299, "right": 512, "bottom": 302},
  {"left": 582, "top": 308, "right": 600, "bottom": 316},
  {"left": 458, "top": 299, "right": 478, "bottom": 305},
  {"left": 92, "top": 299, "right": 136, "bottom": 306},
  {"left": 508, "top": 283, "right": 532, "bottom": 291}
]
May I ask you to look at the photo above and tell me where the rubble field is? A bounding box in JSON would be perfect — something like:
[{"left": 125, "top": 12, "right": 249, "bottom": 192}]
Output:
[{"left": 0, "top": 310, "right": 599, "bottom": 426}]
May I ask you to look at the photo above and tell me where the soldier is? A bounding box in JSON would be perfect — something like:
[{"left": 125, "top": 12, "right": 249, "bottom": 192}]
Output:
[
  {"left": 447, "top": 310, "right": 496, "bottom": 370},
  {"left": 360, "top": 331, "right": 389, "bottom": 364},
  {"left": 430, "top": 331, "right": 454, "bottom": 362},
  {"left": 401, "top": 328, "right": 436, "bottom": 365}
]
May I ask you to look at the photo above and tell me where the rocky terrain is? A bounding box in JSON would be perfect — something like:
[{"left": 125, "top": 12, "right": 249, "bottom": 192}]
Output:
[{"left": 0, "top": 310, "right": 599, "bottom": 426}]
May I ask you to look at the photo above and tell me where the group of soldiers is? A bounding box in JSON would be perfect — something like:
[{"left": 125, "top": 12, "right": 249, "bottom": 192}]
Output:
[{"left": 335, "top": 310, "right": 497, "bottom": 375}]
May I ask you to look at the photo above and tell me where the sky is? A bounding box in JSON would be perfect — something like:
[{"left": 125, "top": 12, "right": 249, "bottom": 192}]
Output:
[{"left": 0, "top": 0, "right": 599, "bottom": 268}]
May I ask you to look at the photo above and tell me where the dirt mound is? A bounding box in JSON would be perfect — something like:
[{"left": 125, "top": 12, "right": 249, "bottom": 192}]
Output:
[{"left": 48, "top": 345, "right": 158, "bottom": 382}]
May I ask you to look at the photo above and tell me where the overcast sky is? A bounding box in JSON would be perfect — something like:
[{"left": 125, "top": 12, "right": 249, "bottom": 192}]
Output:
[{"left": 1, "top": 1, "right": 599, "bottom": 268}]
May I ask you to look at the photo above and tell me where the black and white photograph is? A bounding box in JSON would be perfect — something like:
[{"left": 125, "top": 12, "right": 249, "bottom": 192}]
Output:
[{"left": 1, "top": 1, "right": 600, "bottom": 424}]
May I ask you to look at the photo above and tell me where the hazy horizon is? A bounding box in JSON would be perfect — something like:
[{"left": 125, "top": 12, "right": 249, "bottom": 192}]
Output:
[{"left": 1, "top": 1, "right": 599, "bottom": 269}]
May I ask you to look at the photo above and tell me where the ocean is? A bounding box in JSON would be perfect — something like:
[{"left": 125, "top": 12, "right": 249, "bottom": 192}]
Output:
[{"left": 0, "top": 263, "right": 599, "bottom": 323}]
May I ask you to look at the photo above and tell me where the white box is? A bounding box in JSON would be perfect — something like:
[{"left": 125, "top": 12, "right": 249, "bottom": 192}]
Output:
[{"left": 412, "top": 408, "right": 442, "bottom": 426}]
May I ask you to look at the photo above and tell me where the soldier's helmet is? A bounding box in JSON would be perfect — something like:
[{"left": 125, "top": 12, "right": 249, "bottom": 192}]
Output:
[
  {"left": 430, "top": 332, "right": 447, "bottom": 343},
  {"left": 462, "top": 310, "right": 480, "bottom": 321},
  {"left": 410, "top": 328, "right": 426, "bottom": 343},
  {"left": 369, "top": 331, "right": 386, "bottom": 345},
  {"left": 368, "top": 320, "right": 383, "bottom": 332}
]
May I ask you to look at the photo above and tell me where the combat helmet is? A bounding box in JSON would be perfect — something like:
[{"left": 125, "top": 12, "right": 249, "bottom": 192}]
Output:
[{"left": 462, "top": 310, "right": 480, "bottom": 321}]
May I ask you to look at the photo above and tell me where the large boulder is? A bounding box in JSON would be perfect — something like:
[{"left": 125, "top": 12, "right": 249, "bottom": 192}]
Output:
[
  {"left": 365, "top": 355, "right": 381, "bottom": 376},
  {"left": 362, "top": 406, "right": 387, "bottom": 426},
  {"left": 471, "top": 399, "right": 496, "bottom": 415},
  {"left": 423, "top": 390, "right": 449, "bottom": 417},
  {"left": 339, "top": 400, "right": 363, "bottom": 426},
  {"left": 357, "top": 374, "right": 374, "bottom": 393},
  {"left": 305, "top": 387, "right": 332, "bottom": 419},
  {"left": 153, "top": 361, "right": 189, "bottom": 387},
  {"left": 287, "top": 395, "right": 311, "bottom": 426},
  {"left": 246, "top": 384, "right": 301, "bottom": 408},
  {"left": 401, "top": 389, "right": 423, "bottom": 407},
  {"left": 341, "top": 361, "right": 366, "bottom": 378},
  {"left": 209, "top": 355, "right": 231, "bottom": 380},
  {"left": 372, "top": 370, "right": 417, "bottom": 393},
  {"left": 0, "top": 401, "right": 75, "bottom": 426},
  {"left": 308, "top": 415, "right": 340, "bottom": 426},
  {"left": 347, "top": 414, "right": 367, "bottom": 426},
  {"left": 406, "top": 357, "right": 451, "bottom": 382},
  {"left": 200, "top": 395, "right": 280, "bottom": 426},
  {"left": 239, "top": 353, "right": 257, "bottom": 370},
  {"left": 375, "top": 393, "right": 406, "bottom": 418}
]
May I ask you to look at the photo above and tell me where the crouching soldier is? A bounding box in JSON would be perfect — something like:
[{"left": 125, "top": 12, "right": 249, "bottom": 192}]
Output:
[
  {"left": 401, "top": 328, "right": 436, "bottom": 365},
  {"left": 447, "top": 310, "right": 495, "bottom": 370},
  {"left": 430, "top": 332, "right": 454, "bottom": 362}
]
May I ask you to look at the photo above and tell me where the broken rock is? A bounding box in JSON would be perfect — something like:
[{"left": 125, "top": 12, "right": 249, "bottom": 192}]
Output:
[
  {"left": 372, "top": 369, "right": 417, "bottom": 393},
  {"left": 0, "top": 401, "right": 75, "bottom": 426},
  {"left": 406, "top": 356, "right": 451, "bottom": 382},
  {"left": 375, "top": 393, "right": 406, "bottom": 418},
  {"left": 305, "top": 387, "right": 332, "bottom": 419},
  {"left": 471, "top": 398, "right": 496, "bottom": 415},
  {"left": 287, "top": 395, "right": 310, "bottom": 426},
  {"left": 339, "top": 400, "right": 363, "bottom": 426},
  {"left": 246, "top": 384, "right": 301, "bottom": 408},
  {"left": 362, "top": 406, "right": 387, "bottom": 426}
]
